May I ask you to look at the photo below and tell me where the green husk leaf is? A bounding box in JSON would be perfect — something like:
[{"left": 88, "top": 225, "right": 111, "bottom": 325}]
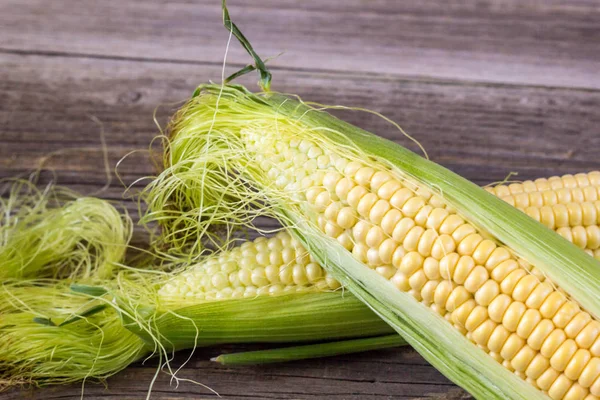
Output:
[
  {"left": 221, "top": 0, "right": 271, "bottom": 91},
  {"left": 121, "top": 291, "right": 393, "bottom": 351},
  {"left": 32, "top": 317, "right": 56, "bottom": 327},
  {"left": 70, "top": 284, "right": 108, "bottom": 297},
  {"left": 58, "top": 304, "right": 108, "bottom": 327},
  {"left": 289, "top": 216, "right": 546, "bottom": 400},
  {"left": 213, "top": 334, "right": 404, "bottom": 365}
]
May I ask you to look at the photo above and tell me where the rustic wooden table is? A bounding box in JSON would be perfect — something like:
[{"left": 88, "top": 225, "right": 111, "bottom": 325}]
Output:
[{"left": 1, "top": 1, "right": 600, "bottom": 399}]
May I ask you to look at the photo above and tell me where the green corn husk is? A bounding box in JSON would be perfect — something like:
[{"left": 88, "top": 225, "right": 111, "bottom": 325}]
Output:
[
  {"left": 145, "top": 83, "right": 600, "bottom": 399},
  {"left": 213, "top": 334, "right": 403, "bottom": 366},
  {"left": 0, "top": 179, "right": 131, "bottom": 280},
  {"left": 0, "top": 280, "right": 146, "bottom": 389}
]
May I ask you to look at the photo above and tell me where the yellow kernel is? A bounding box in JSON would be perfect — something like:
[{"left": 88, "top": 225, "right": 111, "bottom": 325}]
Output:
[
  {"left": 579, "top": 358, "right": 600, "bottom": 388},
  {"left": 378, "top": 180, "right": 402, "bottom": 200},
  {"left": 343, "top": 160, "right": 362, "bottom": 176},
  {"left": 391, "top": 271, "right": 410, "bottom": 291},
  {"left": 474, "top": 279, "right": 500, "bottom": 306},
  {"left": 367, "top": 247, "right": 383, "bottom": 267},
  {"left": 370, "top": 171, "right": 393, "bottom": 191},
  {"left": 379, "top": 238, "right": 398, "bottom": 265},
  {"left": 487, "top": 325, "right": 511, "bottom": 353},
  {"left": 526, "top": 282, "right": 554, "bottom": 309},
  {"left": 381, "top": 209, "right": 403, "bottom": 235},
  {"left": 439, "top": 214, "right": 465, "bottom": 235},
  {"left": 576, "top": 321, "right": 600, "bottom": 349},
  {"left": 251, "top": 267, "right": 269, "bottom": 287},
  {"left": 471, "top": 319, "right": 497, "bottom": 347},
  {"left": 430, "top": 234, "right": 456, "bottom": 260},
  {"left": 391, "top": 246, "right": 407, "bottom": 269},
  {"left": 541, "top": 329, "right": 568, "bottom": 358},
  {"left": 500, "top": 333, "right": 526, "bottom": 361},
  {"left": 464, "top": 266, "right": 489, "bottom": 293},
  {"left": 512, "top": 345, "right": 537, "bottom": 372},
  {"left": 324, "top": 202, "right": 342, "bottom": 221},
  {"left": 565, "top": 349, "right": 592, "bottom": 381},
  {"left": 566, "top": 313, "right": 593, "bottom": 339},
  {"left": 453, "top": 256, "right": 476, "bottom": 285},
  {"left": 452, "top": 224, "right": 477, "bottom": 243},
  {"left": 554, "top": 204, "right": 570, "bottom": 228},
  {"left": 354, "top": 167, "right": 375, "bottom": 186},
  {"left": 426, "top": 208, "right": 450, "bottom": 230},
  {"left": 347, "top": 185, "right": 368, "bottom": 209},
  {"left": 500, "top": 268, "right": 528, "bottom": 295},
  {"left": 369, "top": 200, "right": 391, "bottom": 225},
  {"left": 403, "top": 226, "right": 426, "bottom": 251},
  {"left": 446, "top": 286, "right": 472, "bottom": 312},
  {"left": 472, "top": 239, "right": 497, "bottom": 265},
  {"left": 292, "top": 264, "right": 308, "bottom": 285},
  {"left": 376, "top": 265, "right": 396, "bottom": 280},
  {"left": 417, "top": 229, "right": 437, "bottom": 257},
  {"left": 335, "top": 177, "right": 356, "bottom": 201},
  {"left": 563, "top": 383, "right": 588, "bottom": 400},
  {"left": 366, "top": 226, "right": 386, "bottom": 248},
  {"left": 512, "top": 274, "right": 540, "bottom": 302},
  {"left": 502, "top": 302, "right": 528, "bottom": 332},
  {"left": 409, "top": 269, "right": 428, "bottom": 291},
  {"left": 464, "top": 305, "right": 488, "bottom": 331},
  {"left": 537, "top": 367, "right": 561, "bottom": 391},
  {"left": 439, "top": 253, "right": 460, "bottom": 280},
  {"left": 337, "top": 232, "right": 353, "bottom": 250},
  {"left": 568, "top": 203, "right": 584, "bottom": 226},
  {"left": 485, "top": 247, "right": 511, "bottom": 271},
  {"left": 390, "top": 188, "right": 415, "bottom": 209},
  {"left": 399, "top": 252, "right": 424, "bottom": 276},
  {"left": 526, "top": 354, "right": 550, "bottom": 380},
  {"left": 554, "top": 302, "right": 581, "bottom": 329},
  {"left": 306, "top": 263, "right": 323, "bottom": 282},
  {"left": 551, "top": 339, "right": 579, "bottom": 372},
  {"left": 421, "top": 280, "right": 440, "bottom": 304},
  {"left": 337, "top": 207, "right": 357, "bottom": 229},
  {"left": 352, "top": 220, "right": 371, "bottom": 243},
  {"left": 392, "top": 217, "right": 416, "bottom": 242},
  {"left": 352, "top": 243, "right": 369, "bottom": 263},
  {"left": 586, "top": 226, "right": 600, "bottom": 249},
  {"left": 451, "top": 299, "right": 477, "bottom": 327},
  {"left": 434, "top": 281, "right": 455, "bottom": 309},
  {"left": 541, "top": 205, "right": 557, "bottom": 229},
  {"left": 549, "top": 374, "right": 574, "bottom": 400},
  {"left": 488, "top": 294, "right": 513, "bottom": 323},
  {"left": 357, "top": 193, "right": 379, "bottom": 218},
  {"left": 423, "top": 257, "right": 441, "bottom": 280},
  {"left": 402, "top": 196, "right": 426, "bottom": 218},
  {"left": 516, "top": 309, "right": 542, "bottom": 339}
]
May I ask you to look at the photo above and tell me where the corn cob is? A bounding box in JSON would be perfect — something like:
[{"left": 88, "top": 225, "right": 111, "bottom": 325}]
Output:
[{"left": 154, "top": 84, "right": 600, "bottom": 400}]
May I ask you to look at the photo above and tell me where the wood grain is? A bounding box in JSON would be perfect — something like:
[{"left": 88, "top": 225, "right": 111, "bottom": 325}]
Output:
[
  {"left": 1, "top": 0, "right": 600, "bottom": 89},
  {"left": 1, "top": 0, "right": 600, "bottom": 398}
]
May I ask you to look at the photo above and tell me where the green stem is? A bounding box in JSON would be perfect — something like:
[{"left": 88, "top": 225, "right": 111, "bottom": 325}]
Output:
[{"left": 213, "top": 334, "right": 405, "bottom": 365}]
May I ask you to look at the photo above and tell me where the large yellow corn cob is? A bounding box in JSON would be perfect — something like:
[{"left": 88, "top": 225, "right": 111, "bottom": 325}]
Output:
[
  {"left": 160, "top": 174, "right": 600, "bottom": 304},
  {"left": 157, "top": 85, "right": 600, "bottom": 400},
  {"left": 241, "top": 133, "right": 600, "bottom": 399}
]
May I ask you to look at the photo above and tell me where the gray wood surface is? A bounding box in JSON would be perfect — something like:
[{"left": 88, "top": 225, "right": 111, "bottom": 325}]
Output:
[{"left": 1, "top": 0, "right": 599, "bottom": 399}]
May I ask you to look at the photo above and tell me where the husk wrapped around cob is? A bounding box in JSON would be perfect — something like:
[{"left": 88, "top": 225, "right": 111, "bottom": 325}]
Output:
[{"left": 141, "top": 83, "right": 600, "bottom": 400}]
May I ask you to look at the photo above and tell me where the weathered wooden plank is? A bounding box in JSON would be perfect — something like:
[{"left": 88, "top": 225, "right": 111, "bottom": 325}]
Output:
[
  {"left": 1, "top": 0, "right": 599, "bottom": 89},
  {"left": 1, "top": 347, "right": 464, "bottom": 400},
  {"left": 2, "top": 52, "right": 599, "bottom": 189}
]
